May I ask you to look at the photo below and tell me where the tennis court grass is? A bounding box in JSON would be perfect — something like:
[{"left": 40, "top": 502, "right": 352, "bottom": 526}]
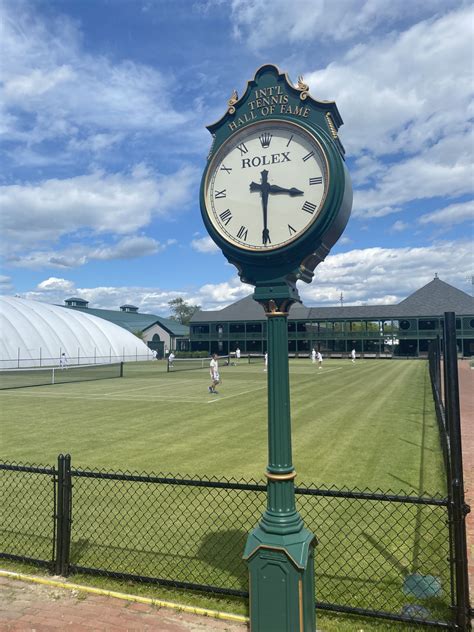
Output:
[
  {"left": 1, "top": 359, "right": 451, "bottom": 624},
  {"left": 1, "top": 358, "right": 445, "bottom": 494}
]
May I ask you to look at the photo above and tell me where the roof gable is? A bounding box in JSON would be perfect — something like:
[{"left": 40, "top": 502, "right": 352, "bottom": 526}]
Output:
[
  {"left": 397, "top": 277, "right": 474, "bottom": 316},
  {"left": 62, "top": 305, "right": 189, "bottom": 335}
]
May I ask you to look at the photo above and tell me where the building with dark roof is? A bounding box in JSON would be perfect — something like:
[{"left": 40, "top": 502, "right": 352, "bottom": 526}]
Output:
[
  {"left": 63, "top": 299, "right": 189, "bottom": 357},
  {"left": 190, "top": 276, "right": 474, "bottom": 357}
]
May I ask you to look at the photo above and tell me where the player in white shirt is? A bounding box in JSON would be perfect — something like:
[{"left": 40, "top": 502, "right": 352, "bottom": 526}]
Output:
[
  {"left": 351, "top": 348, "right": 356, "bottom": 363},
  {"left": 264, "top": 352, "right": 268, "bottom": 372},
  {"left": 209, "top": 354, "right": 220, "bottom": 394},
  {"left": 316, "top": 351, "right": 323, "bottom": 369},
  {"left": 311, "top": 348, "right": 316, "bottom": 364},
  {"left": 59, "top": 353, "right": 68, "bottom": 369},
  {"left": 168, "top": 352, "right": 175, "bottom": 369},
  {"left": 235, "top": 347, "right": 241, "bottom": 365}
]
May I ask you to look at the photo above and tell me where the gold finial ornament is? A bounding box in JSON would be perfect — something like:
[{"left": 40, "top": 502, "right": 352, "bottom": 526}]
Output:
[
  {"left": 228, "top": 89, "right": 239, "bottom": 114},
  {"left": 296, "top": 75, "right": 309, "bottom": 100}
]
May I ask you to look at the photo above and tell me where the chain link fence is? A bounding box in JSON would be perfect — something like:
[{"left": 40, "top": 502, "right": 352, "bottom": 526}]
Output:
[{"left": 0, "top": 457, "right": 455, "bottom": 628}]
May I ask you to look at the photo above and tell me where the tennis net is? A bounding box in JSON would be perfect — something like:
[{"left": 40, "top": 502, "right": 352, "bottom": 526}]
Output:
[
  {"left": 167, "top": 356, "right": 230, "bottom": 372},
  {"left": 248, "top": 354, "right": 266, "bottom": 364},
  {"left": 0, "top": 362, "right": 123, "bottom": 390}
]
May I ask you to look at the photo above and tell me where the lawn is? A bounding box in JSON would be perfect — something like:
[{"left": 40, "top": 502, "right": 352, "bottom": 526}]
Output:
[
  {"left": 1, "top": 358, "right": 445, "bottom": 494},
  {"left": 0, "top": 359, "right": 451, "bottom": 627}
]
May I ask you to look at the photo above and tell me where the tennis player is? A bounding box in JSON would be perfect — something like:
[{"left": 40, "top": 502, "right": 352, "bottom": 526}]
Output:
[
  {"left": 317, "top": 351, "right": 323, "bottom": 369},
  {"left": 59, "top": 352, "right": 68, "bottom": 369},
  {"left": 209, "top": 354, "right": 220, "bottom": 394}
]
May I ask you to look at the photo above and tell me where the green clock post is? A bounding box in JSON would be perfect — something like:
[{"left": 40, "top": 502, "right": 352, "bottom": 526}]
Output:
[{"left": 200, "top": 65, "right": 352, "bottom": 631}]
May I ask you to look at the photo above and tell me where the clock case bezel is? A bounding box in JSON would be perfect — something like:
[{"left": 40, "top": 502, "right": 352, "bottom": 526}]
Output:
[{"left": 199, "top": 64, "right": 352, "bottom": 290}]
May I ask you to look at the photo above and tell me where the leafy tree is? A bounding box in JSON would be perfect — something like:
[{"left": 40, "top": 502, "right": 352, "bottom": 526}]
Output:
[{"left": 168, "top": 297, "right": 200, "bottom": 325}]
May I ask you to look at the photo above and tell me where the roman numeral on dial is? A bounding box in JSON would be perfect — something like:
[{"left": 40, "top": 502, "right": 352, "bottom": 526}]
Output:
[
  {"left": 288, "top": 224, "right": 297, "bottom": 235},
  {"left": 215, "top": 189, "right": 226, "bottom": 199},
  {"left": 302, "top": 201, "right": 317, "bottom": 214},
  {"left": 219, "top": 209, "right": 232, "bottom": 226},
  {"left": 237, "top": 143, "right": 248, "bottom": 155},
  {"left": 309, "top": 177, "right": 322, "bottom": 185},
  {"left": 220, "top": 164, "right": 232, "bottom": 173},
  {"left": 237, "top": 226, "right": 248, "bottom": 241},
  {"left": 302, "top": 151, "right": 314, "bottom": 162}
]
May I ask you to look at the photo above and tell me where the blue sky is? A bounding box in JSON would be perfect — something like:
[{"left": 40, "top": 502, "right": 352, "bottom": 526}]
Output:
[{"left": 1, "top": 0, "right": 473, "bottom": 315}]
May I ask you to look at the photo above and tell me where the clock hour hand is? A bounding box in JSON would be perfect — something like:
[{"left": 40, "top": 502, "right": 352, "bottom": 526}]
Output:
[
  {"left": 249, "top": 170, "right": 271, "bottom": 245},
  {"left": 267, "top": 184, "right": 304, "bottom": 196}
]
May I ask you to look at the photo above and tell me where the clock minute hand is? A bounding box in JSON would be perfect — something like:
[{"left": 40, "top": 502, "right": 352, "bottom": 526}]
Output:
[
  {"left": 249, "top": 170, "right": 271, "bottom": 245},
  {"left": 267, "top": 184, "right": 304, "bottom": 197}
]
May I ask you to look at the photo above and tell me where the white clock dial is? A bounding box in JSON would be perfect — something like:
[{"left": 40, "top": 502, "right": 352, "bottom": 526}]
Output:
[{"left": 204, "top": 120, "right": 329, "bottom": 251}]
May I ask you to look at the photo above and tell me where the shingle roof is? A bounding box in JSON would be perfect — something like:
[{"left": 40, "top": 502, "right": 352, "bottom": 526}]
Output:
[
  {"left": 62, "top": 305, "right": 189, "bottom": 336},
  {"left": 190, "top": 277, "right": 474, "bottom": 323},
  {"left": 396, "top": 277, "right": 474, "bottom": 316}
]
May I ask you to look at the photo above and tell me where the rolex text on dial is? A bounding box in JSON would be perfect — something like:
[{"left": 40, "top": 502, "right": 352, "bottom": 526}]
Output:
[{"left": 205, "top": 120, "right": 329, "bottom": 251}]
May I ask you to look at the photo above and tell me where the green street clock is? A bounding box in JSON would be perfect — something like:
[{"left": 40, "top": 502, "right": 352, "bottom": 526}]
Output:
[
  {"left": 199, "top": 65, "right": 353, "bottom": 632},
  {"left": 200, "top": 64, "right": 352, "bottom": 290}
]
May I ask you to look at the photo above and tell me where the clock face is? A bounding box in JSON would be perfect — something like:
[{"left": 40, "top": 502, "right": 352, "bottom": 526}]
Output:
[{"left": 204, "top": 120, "right": 329, "bottom": 251}]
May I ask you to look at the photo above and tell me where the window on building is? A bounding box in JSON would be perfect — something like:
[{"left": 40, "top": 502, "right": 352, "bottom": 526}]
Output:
[
  {"left": 366, "top": 321, "right": 381, "bottom": 333},
  {"left": 246, "top": 323, "right": 262, "bottom": 333},
  {"left": 419, "top": 319, "right": 438, "bottom": 330},
  {"left": 229, "top": 323, "right": 245, "bottom": 333},
  {"left": 192, "top": 325, "right": 209, "bottom": 334}
]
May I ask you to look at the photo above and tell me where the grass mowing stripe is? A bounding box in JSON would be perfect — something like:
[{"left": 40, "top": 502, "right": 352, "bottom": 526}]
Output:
[{"left": 0, "top": 360, "right": 444, "bottom": 491}]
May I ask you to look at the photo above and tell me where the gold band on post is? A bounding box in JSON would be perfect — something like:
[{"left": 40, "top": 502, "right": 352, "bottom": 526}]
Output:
[
  {"left": 265, "top": 471, "right": 296, "bottom": 481},
  {"left": 265, "top": 311, "right": 289, "bottom": 317}
]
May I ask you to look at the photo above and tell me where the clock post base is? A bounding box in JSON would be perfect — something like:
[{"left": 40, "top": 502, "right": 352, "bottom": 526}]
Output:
[{"left": 244, "top": 526, "right": 316, "bottom": 632}]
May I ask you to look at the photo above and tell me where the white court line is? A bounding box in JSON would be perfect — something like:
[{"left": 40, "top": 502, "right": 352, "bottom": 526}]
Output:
[
  {"left": 206, "top": 384, "right": 267, "bottom": 403},
  {"left": 0, "top": 391, "right": 210, "bottom": 404}
]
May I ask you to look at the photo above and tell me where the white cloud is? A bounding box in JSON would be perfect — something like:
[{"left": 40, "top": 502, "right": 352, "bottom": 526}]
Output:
[
  {"left": 390, "top": 221, "right": 409, "bottom": 232},
  {"left": 229, "top": 0, "right": 459, "bottom": 51},
  {"left": 306, "top": 7, "right": 473, "bottom": 157},
  {"left": 0, "top": 165, "right": 199, "bottom": 251},
  {"left": 299, "top": 241, "right": 473, "bottom": 305},
  {"left": 191, "top": 236, "right": 220, "bottom": 254},
  {"left": 8, "top": 236, "right": 164, "bottom": 269},
  {"left": 0, "top": 275, "right": 13, "bottom": 291},
  {"left": 352, "top": 132, "right": 473, "bottom": 217},
  {"left": 19, "top": 240, "right": 472, "bottom": 312},
  {"left": 418, "top": 200, "right": 474, "bottom": 225},
  {"left": 0, "top": 3, "right": 192, "bottom": 149},
  {"left": 37, "top": 277, "right": 75, "bottom": 293}
]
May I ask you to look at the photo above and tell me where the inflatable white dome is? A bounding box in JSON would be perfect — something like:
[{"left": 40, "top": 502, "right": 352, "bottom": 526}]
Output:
[{"left": 0, "top": 296, "right": 153, "bottom": 368}]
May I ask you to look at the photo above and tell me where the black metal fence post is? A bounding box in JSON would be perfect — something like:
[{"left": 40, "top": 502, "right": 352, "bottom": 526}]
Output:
[
  {"left": 55, "top": 453, "right": 72, "bottom": 576},
  {"left": 444, "top": 312, "right": 471, "bottom": 631}
]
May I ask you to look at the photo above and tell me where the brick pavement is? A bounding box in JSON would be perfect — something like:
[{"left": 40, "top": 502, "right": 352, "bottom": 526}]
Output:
[
  {"left": 458, "top": 360, "right": 474, "bottom": 601},
  {"left": 0, "top": 575, "right": 248, "bottom": 632}
]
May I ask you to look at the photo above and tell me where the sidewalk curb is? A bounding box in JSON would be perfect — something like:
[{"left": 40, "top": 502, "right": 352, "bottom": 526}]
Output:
[{"left": 0, "top": 569, "right": 249, "bottom": 625}]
